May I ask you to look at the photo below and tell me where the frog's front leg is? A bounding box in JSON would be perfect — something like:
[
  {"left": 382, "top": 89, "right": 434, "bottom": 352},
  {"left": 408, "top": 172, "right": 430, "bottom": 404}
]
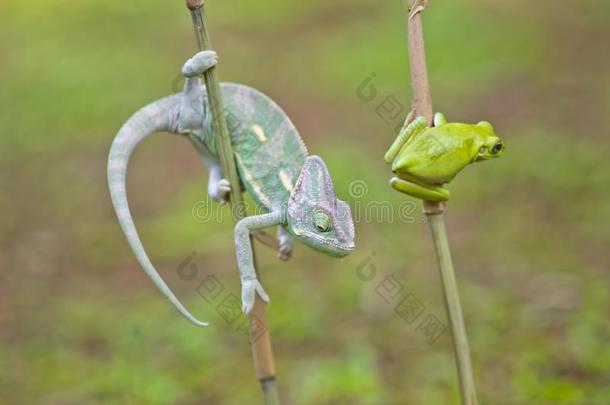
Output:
[
  {"left": 434, "top": 112, "right": 447, "bottom": 127},
  {"left": 384, "top": 116, "right": 427, "bottom": 163},
  {"left": 234, "top": 210, "right": 286, "bottom": 314},
  {"left": 390, "top": 175, "right": 450, "bottom": 202}
]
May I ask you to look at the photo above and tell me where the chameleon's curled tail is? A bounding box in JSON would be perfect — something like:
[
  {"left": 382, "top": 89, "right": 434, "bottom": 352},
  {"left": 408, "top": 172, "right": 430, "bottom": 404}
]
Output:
[{"left": 107, "top": 95, "right": 209, "bottom": 327}]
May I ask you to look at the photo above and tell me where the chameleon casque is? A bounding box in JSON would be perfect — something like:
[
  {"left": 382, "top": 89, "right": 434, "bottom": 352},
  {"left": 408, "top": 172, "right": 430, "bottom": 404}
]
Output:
[{"left": 108, "top": 50, "right": 355, "bottom": 327}]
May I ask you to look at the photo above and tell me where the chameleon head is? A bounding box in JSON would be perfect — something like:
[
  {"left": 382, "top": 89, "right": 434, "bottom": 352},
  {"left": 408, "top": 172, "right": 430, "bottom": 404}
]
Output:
[
  {"left": 473, "top": 121, "right": 505, "bottom": 162},
  {"left": 287, "top": 156, "right": 355, "bottom": 257}
]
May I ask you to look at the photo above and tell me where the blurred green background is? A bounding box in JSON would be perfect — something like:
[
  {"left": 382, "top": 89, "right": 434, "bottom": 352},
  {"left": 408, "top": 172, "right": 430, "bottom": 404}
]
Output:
[{"left": 2, "top": 0, "right": 609, "bottom": 403}]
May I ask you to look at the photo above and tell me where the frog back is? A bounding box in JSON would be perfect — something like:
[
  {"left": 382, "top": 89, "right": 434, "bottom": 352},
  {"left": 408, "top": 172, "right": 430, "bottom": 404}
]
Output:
[
  {"left": 402, "top": 126, "right": 477, "bottom": 184},
  {"left": 219, "top": 83, "right": 308, "bottom": 211}
]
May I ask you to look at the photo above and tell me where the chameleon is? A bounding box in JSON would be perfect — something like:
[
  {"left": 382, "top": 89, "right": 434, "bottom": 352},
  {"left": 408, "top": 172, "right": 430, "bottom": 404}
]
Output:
[
  {"left": 108, "top": 50, "right": 355, "bottom": 327},
  {"left": 384, "top": 112, "right": 504, "bottom": 201}
]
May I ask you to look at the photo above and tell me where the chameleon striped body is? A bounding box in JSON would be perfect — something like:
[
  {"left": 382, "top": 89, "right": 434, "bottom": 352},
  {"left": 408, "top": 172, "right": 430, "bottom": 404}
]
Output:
[{"left": 216, "top": 83, "right": 308, "bottom": 211}]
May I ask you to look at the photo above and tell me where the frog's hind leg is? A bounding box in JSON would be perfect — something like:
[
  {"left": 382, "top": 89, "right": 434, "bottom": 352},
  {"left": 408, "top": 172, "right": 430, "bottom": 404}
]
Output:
[
  {"left": 390, "top": 175, "right": 449, "bottom": 202},
  {"left": 384, "top": 116, "right": 427, "bottom": 163}
]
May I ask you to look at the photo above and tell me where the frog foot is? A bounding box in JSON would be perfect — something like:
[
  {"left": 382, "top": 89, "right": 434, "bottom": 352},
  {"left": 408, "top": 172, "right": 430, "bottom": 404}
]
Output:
[
  {"left": 384, "top": 116, "right": 427, "bottom": 164},
  {"left": 390, "top": 176, "right": 449, "bottom": 202},
  {"left": 434, "top": 112, "right": 447, "bottom": 127}
]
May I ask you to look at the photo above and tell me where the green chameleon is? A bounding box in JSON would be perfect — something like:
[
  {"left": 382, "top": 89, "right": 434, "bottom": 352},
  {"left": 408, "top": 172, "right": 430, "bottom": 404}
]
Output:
[
  {"left": 108, "top": 51, "right": 355, "bottom": 327},
  {"left": 384, "top": 113, "right": 504, "bottom": 201}
]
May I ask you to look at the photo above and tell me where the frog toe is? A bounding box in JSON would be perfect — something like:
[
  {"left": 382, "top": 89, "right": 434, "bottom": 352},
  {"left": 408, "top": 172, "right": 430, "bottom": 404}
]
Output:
[{"left": 390, "top": 177, "right": 449, "bottom": 202}]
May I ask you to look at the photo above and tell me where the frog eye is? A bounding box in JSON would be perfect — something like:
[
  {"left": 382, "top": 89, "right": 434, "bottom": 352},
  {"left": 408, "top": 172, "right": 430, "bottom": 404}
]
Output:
[
  {"left": 313, "top": 211, "right": 332, "bottom": 232},
  {"left": 491, "top": 142, "right": 503, "bottom": 154}
]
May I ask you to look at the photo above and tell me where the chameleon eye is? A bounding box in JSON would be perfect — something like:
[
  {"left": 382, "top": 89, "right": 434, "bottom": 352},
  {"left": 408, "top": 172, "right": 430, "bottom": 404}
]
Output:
[
  {"left": 313, "top": 211, "right": 332, "bottom": 232},
  {"left": 491, "top": 142, "right": 503, "bottom": 154}
]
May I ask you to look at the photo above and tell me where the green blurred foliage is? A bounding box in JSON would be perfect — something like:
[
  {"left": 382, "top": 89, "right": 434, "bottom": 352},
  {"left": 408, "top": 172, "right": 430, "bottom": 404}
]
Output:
[{"left": 1, "top": 0, "right": 609, "bottom": 403}]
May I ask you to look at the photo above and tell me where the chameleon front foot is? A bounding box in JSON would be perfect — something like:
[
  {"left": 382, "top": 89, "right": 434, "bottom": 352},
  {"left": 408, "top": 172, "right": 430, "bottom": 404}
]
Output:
[
  {"left": 277, "top": 227, "right": 293, "bottom": 261},
  {"left": 241, "top": 276, "right": 270, "bottom": 314},
  {"left": 390, "top": 176, "right": 449, "bottom": 202}
]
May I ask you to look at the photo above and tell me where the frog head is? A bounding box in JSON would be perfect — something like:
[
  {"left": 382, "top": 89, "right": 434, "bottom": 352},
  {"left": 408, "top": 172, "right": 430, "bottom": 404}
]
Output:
[
  {"left": 473, "top": 121, "right": 504, "bottom": 162},
  {"left": 287, "top": 156, "right": 355, "bottom": 257}
]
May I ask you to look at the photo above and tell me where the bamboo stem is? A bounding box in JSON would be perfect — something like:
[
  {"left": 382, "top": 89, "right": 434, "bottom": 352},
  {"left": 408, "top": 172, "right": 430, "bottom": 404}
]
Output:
[
  {"left": 405, "top": 1, "right": 478, "bottom": 404},
  {"left": 260, "top": 378, "right": 280, "bottom": 405},
  {"left": 186, "top": 2, "right": 280, "bottom": 403}
]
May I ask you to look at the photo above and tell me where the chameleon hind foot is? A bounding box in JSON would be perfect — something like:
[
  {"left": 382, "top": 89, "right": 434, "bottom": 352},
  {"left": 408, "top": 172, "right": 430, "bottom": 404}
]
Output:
[
  {"left": 390, "top": 176, "right": 449, "bottom": 202},
  {"left": 182, "top": 50, "right": 218, "bottom": 77},
  {"left": 208, "top": 177, "right": 231, "bottom": 204}
]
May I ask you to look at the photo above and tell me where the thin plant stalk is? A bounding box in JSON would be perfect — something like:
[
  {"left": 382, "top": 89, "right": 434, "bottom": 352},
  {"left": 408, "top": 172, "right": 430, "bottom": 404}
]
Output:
[
  {"left": 405, "top": 1, "right": 478, "bottom": 404},
  {"left": 186, "top": 1, "right": 280, "bottom": 403},
  {"left": 426, "top": 214, "right": 478, "bottom": 405}
]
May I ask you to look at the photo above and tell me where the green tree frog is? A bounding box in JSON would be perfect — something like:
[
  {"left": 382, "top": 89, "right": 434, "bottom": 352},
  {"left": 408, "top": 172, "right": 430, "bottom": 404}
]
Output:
[{"left": 384, "top": 112, "right": 504, "bottom": 201}]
